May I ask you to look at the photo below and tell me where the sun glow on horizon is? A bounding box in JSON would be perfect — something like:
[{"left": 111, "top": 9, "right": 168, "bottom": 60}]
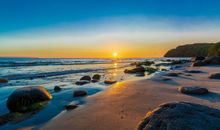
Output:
[{"left": 113, "top": 52, "right": 118, "bottom": 57}]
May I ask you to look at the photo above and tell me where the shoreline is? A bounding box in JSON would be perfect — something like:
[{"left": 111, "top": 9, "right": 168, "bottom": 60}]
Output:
[{"left": 40, "top": 65, "right": 220, "bottom": 130}]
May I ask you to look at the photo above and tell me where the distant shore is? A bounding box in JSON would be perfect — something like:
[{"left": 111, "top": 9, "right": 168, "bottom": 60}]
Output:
[{"left": 41, "top": 65, "right": 220, "bottom": 130}]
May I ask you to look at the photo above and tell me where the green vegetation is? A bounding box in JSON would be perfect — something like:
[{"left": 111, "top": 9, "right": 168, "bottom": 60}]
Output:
[{"left": 164, "top": 42, "right": 220, "bottom": 57}]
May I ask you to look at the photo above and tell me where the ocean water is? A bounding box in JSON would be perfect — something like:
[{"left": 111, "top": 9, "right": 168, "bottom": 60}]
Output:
[{"left": 0, "top": 58, "right": 171, "bottom": 129}]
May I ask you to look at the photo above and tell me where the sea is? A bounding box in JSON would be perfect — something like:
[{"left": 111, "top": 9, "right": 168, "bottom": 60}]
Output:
[{"left": 0, "top": 57, "right": 174, "bottom": 129}]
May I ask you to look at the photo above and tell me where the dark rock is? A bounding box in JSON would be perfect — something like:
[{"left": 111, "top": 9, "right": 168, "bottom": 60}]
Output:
[
  {"left": 209, "top": 73, "right": 220, "bottom": 79},
  {"left": 192, "top": 56, "right": 205, "bottom": 61},
  {"left": 145, "top": 67, "right": 158, "bottom": 74},
  {"left": 75, "top": 80, "right": 90, "bottom": 85},
  {"left": 104, "top": 80, "right": 117, "bottom": 84},
  {"left": 65, "top": 104, "right": 78, "bottom": 111},
  {"left": 136, "top": 73, "right": 145, "bottom": 77},
  {"left": 7, "top": 86, "right": 52, "bottom": 113},
  {"left": 91, "top": 79, "right": 99, "bottom": 83},
  {"left": 124, "top": 66, "right": 145, "bottom": 74},
  {"left": 142, "top": 60, "right": 155, "bottom": 66},
  {"left": 80, "top": 76, "right": 91, "bottom": 81},
  {"left": 164, "top": 73, "right": 178, "bottom": 77},
  {"left": 92, "top": 74, "right": 101, "bottom": 80},
  {"left": 0, "top": 78, "right": 8, "bottom": 83},
  {"left": 178, "top": 86, "right": 208, "bottom": 95},
  {"left": 193, "top": 56, "right": 220, "bottom": 66},
  {"left": 161, "top": 69, "right": 168, "bottom": 71},
  {"left": 73, "top": 90, "right": 87, "bottom": 97},
  {"left": 184, "top": 70, "right": 204, "bottom": 73},
  {"left": 54, "top": 86, "right": 61, "bottom": 92},
  {"left": 137, "top": 102, "right": 220, "bottom": 130}
]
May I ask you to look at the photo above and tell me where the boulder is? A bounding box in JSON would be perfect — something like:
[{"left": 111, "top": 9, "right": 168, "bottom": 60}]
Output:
[
  {"left": 7, "top": 86, "right": 52, "bottom": 113},
  {"left": 178, "top": 86, "right": 208, "bottom": 95},
  {"left": 104, "top": 80, "right": 117, "bottom": 84},
  {"left": 73, "top": 90, "right": 87, "bottom": 97},
  {"left": 209, "top": 73, "right": 220, "bottom": 79},
  {"left": 0, "top": 78, "right": 8, "bottom": 83},
  {"left": 65, "top": 104, "right": 78, "bottom": 111},
  {"left": 92, "top": 74, "right": 101, "bottom": 80},
  {"left": 142, "top": 60, "right": 154, "bottom": 66},
  {"left": 192, "top": 61, "right": 206, "bottom": 66},
  {"left": 137, "top": 102, "right": 220, "bottom": 130},
  {"left": 75, "top": 80, "right": 90, "bottom": 85},
  {"left": 54, "top": 86, "right": 61, "bottom": 92},
  {"left": 80, "top": 76, "right": 91, "bottom": 81}
]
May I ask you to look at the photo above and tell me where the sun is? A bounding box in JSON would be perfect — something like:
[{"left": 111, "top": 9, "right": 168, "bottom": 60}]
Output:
[{"left": 113, "top": 52, "right": 118, "bottom": 57}]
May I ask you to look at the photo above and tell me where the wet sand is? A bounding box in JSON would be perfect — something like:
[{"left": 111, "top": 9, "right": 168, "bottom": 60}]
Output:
[{"left": 41, "top": 66, "right": 220, "bottom": 130}]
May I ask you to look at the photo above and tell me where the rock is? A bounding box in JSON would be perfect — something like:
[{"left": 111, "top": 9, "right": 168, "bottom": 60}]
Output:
[
  {"left": 92, "top": 74, "right": 101, "bottom": 80},
  {"left": 193, "top": 56, "right": 220, "bottom": 66},
  {"left": 80, "top": 76, "right": 91, "bottom": 81},
  {"left": 145, "top": 67, "right": 158, "bottom": 74},
  {"left": 136, "top": 73, "right": 145, "bottom": 77},
  {"left": 65, "top": 104, "right": 78, "bottom": 111},
  {"left": 0, "top": 78, "right": 8, "bottom": 83},
  {"left": 54, "top": 86, "right": 61, "bottom": 92},
  {"left": 165, "top": 73, "right": 178, "bottom": 77},
  {"left": 137, "top": 102, "right": 220, "bottom": 130},
  {"left": 192, "top": 56, "right": 205, "bottom": 61},
  {"left": 104, "top": 80, "right": 117, "bottom": 84},
  {"left": 75, "top": 80, "right": 90, "bottom": 85},
  {"left": 7, "top": 86, "right": 52, "bottom": 113},
  {"left": 209, "top": 73, "right": 220, "bottom": 79},
  {"left": 203, "top": 56, "right": 220, "bottom": 65},
  {"left": 192, "top": 61, "right": 206, "bottom": 66},
  {"left": 161, "top": 69, "right": 168, "bottom": 71},
  {"left": 91, "top": 79, "right": 99, "bottom": 83},
  {"left": 184, "top": 70, "right": 204, "bottom": 73},
  {"left": 142, "top": 60, "right": 154, "bottom": 66},
  {"left": 73, "top": 90, "right": 87, "bottom": 97},
  {"left": 124, "top": 66, "right": 145, "bottom": 74},
  {"left": 178, "top": 86, "right": 208, "bottom": 95}
]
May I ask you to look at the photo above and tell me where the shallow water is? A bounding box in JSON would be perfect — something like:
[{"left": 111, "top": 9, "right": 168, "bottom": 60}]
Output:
[{"left": 0, "top": 58, "right": 174, "bottom": 129}]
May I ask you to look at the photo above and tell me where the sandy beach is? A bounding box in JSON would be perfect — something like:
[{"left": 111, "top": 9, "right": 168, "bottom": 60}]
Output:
[{"left": 41, "top": 66, "right": 220, "bottom": 130}]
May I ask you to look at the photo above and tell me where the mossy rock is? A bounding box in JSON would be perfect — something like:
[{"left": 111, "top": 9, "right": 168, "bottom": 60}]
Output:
[{"left": 7, "top": 86, "right": 52, "bottom": 113}]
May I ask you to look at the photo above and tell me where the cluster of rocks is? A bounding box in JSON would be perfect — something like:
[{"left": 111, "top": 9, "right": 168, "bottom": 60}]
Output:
[
  {"left": 124, "top": 65, "right": 158, "bottom": 76},
  {"left": 193, "top": 56, "right": 220, "bottom": 66},
  {"left": 75, "top": 74, "right": 101, "bottom": 85},
  {"left": 130, "top": 60, "right": 155, "bottom": 66}
]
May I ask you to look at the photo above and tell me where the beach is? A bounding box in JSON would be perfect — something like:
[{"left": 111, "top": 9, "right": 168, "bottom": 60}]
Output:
[{"left": 41, "top": 65, "right": 220, "bottom": 130}]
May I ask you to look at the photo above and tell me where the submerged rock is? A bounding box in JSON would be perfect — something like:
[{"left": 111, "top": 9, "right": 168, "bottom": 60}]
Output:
[
  {"left": 104, "top": 80, "right": 117, "bottom": 84},
  {"left": 178, "top": 86, "right": 209, "bottom": 95},
  {"left": 73, "top": 90, "right": 88, "bottom": 97},
  {"left": 92, "top": 74, "right": 101, "bottom": 80},
  {"left": 54, "top": 86, "right": 61, "bottom": 92},
  {"left": 80, "top": 76, "right": 91, "bottom": 81},
  {"left": 7, "top": 86, "right": 52, "bottom": 113},
  {"left": 164, "top": 73, "right": 178, "bottom": 77},
  {"left": 136, "top": 72, "right": 145, "bottom": 77},
  {"left": 65, "top": 104, "right": 78, "bottom": 111},
  {"left": 137, "top": 102, "right": 220, "bottom": 130},
  {"left": 75, "top": 80, "right": 90, "bottom": 85},
  {"left": 209, "top": 73, "right": 220, "bottom": 79},
  {"left": 0, "top": 78, "right": 8, "bottom": 83},
  {"left": 184, "top": 70, "right": 204, "bottom": 73}
]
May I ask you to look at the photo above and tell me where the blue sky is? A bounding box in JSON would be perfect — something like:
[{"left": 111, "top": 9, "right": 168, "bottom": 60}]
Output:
[{"left": 0, "top": 0, "right": 220, "bottom": 57}]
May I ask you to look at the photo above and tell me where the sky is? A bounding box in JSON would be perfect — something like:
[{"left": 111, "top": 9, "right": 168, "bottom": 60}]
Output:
[{"left": 0, "top": 0, "right": 220, "bottom": 58}]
